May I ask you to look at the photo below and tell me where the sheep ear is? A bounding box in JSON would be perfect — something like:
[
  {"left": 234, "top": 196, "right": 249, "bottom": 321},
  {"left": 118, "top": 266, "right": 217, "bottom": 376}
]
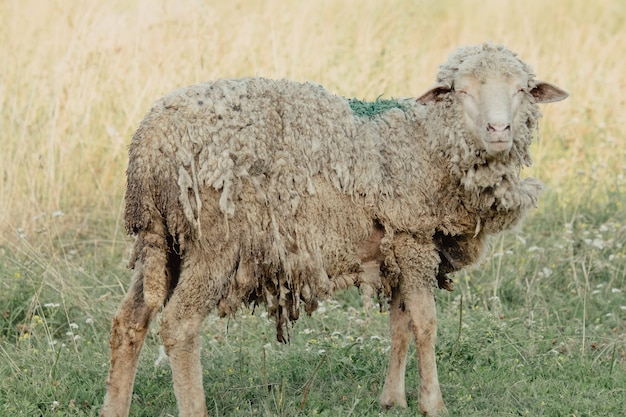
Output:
[
  {"left": 530, "top": 81, "right": 569, "bottom": 103},
  {"left": 417, "top": 84, "right": 451, "bottom": 104}
]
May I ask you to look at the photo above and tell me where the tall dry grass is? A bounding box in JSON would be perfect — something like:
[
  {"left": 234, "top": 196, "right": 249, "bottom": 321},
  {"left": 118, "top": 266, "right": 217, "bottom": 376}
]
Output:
[{"left": 1, "top": 0, "right": 624, "bottom": 244}]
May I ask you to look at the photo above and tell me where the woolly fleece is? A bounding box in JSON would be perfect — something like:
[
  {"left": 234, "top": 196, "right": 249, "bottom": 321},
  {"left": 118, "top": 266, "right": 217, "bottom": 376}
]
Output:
[{"left": 125, "top": 43, "right": 546, "bottom": 338}]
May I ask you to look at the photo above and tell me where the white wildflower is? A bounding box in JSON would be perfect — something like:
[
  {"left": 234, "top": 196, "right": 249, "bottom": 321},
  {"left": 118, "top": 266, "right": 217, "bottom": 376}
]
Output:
[
  {"left": 541, "top": 268, "right": 553, "bottom": 278},
  {"left": 52, "top": 211, "right": 65, "bottom": 218},
  {"left": 591, "top": 239, "right": 605, "bottom": 250}
]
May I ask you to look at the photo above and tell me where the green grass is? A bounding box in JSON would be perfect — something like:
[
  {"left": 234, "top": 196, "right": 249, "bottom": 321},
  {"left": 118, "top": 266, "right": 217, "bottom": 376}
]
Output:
[
  {"left": 1, "top": 0, "right": 625, "bottom": 416},
  {"left": 1, "top": 187, "right": 624, "bottom": 416}
]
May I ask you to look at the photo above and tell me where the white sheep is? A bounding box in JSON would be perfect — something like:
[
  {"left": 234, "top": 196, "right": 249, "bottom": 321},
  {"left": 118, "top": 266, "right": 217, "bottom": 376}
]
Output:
[{"left": 100, "top": 43, "right": 568, "bottom": 417}]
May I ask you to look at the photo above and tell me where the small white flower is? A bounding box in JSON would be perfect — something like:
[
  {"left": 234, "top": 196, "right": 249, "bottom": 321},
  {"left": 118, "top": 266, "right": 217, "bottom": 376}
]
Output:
[
  {"left": 52, "top": 211, "right": 65, "bottom": 218},
  {"left": 541, "top": 268, "right": 553, "bottom": 278},
  {"left": 44, "top": 303, "right": 60, "bottom": 308},
  {"left": 591, "top": 239, "right": 605, "bottom": 250},
  {"left": 85, "top": 317, "right": 94, "bottom": 325},
  {"left": 611, "top": 288, "right": 622, "bottom": 294},
  {"left": 69, "top": 322, "right": 79, "bottom": 329}
]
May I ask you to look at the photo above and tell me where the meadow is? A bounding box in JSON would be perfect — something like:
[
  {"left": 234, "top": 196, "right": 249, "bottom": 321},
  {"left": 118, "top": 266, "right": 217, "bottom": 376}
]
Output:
[{"left": 1, "top": 0, "right": 624, "bottom": 415}]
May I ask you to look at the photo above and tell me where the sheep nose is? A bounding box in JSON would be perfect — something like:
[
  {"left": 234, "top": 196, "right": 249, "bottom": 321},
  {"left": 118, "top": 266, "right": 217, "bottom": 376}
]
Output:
[{"left": 486, "top": 122, "right": 510, "bottom": 133}]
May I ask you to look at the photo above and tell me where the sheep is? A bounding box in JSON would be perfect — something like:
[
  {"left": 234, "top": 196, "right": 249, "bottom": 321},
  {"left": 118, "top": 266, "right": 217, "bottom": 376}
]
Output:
[{"left": 100, "top": 42, "right": 568, "bottom": 417}]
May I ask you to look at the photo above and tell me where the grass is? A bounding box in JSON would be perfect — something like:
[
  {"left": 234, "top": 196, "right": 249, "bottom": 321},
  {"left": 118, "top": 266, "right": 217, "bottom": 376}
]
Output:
[{"left": 1, "top": 0, "right": 625, "bottom": 416}]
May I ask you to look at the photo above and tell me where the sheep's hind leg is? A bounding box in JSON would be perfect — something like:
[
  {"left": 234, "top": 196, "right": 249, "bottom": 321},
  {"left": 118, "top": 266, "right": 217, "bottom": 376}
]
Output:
[
  {"left": 101, "top": 269, "right": 157, "bottom": 417},
  {"left": 160, "top": 285, "right": 209, "bottom": 417},
  {"left": 380, "top": 288, "right": 411, "bottom": 409}
]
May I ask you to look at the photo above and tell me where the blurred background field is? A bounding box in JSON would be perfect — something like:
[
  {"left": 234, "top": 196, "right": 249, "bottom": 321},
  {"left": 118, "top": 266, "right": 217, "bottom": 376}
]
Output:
[{"left": 1, "top": 0, "right": 624, "bottom": 416}]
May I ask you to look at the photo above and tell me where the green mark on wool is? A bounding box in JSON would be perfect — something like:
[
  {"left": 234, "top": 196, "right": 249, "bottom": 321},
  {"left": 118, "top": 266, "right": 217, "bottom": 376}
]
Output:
[{"left": 348, "top": 97, "right": 406, "bottom": 117}]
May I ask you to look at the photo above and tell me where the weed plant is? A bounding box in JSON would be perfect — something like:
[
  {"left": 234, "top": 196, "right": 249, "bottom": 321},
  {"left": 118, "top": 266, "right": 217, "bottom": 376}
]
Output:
[{"left": 1, "top": 0, "right": 624, "bottom": 416}]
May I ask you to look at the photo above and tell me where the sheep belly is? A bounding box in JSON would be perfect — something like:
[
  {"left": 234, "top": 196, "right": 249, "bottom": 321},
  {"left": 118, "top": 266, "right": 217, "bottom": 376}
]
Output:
[{"left": 177, "top": 178, "right": 382, "bottom": 339}]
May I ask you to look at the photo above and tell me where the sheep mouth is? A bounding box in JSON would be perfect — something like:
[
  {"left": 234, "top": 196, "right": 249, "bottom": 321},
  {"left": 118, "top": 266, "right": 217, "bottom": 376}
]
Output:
[{"left": 483, "top": 138, "right": 512, "bottom": 155}]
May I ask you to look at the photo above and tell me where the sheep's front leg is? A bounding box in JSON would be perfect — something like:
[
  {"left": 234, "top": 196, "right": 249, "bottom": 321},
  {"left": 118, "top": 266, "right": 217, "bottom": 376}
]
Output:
[
  {"left": 160, "top": 290, "right": 208, "bottom": 417},
  {"left": 388, "top": 234, "right": 445, "bottom": 416},
  {"left": 405, "top": 287, "right": 444, "bottom": 416},
  {"left": 380, "top": 288, "right": 411, "bottom": 409},
  {"left": 101, "top": 269, "right": 157, "bottom": 417}
]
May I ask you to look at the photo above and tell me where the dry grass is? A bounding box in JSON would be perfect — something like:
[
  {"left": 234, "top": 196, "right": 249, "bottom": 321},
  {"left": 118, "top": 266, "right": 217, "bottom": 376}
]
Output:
[{"left": 1, "top": 0, "right": 624, "bottom": 243}]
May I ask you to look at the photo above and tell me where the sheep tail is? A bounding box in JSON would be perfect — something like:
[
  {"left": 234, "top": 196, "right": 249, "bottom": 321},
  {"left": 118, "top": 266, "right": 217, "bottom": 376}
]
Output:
[{"left": 127, "top": 218, "right": 172, "bottom": 310}]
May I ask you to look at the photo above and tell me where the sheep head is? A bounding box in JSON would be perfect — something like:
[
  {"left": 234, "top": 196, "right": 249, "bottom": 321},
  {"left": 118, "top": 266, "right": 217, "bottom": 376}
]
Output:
[{"left": 418, "top": 43, "right": 568, "bottom": 159}]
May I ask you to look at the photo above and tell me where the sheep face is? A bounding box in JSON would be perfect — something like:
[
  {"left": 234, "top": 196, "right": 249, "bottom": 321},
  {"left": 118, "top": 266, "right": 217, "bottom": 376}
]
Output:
[
  {"left": 418, "top": 43, "right": 569, "bottom": 161},
  {"left": 419, "top": 71, "right": 568, "bottom": 159},
  {"left": 454, "top": 71, "right": 527, "bottom": 157}
]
